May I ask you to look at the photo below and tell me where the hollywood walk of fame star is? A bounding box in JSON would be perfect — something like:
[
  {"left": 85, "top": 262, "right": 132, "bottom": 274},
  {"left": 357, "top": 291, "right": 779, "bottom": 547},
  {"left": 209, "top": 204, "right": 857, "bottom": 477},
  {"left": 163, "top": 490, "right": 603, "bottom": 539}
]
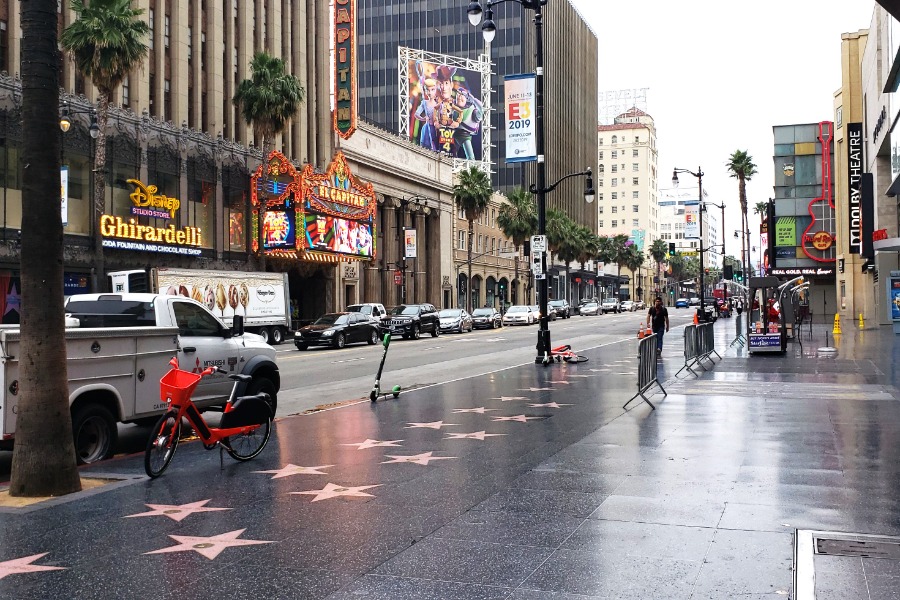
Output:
[
  {"left": 519, "top": 387, "right": 554, "bottom": 392},
  {"left": 291, "top": 482, "right": 381, "bottom": 502},
  {"left": 341, "top": 439, "right": 404, "bottom": 450},
  {"left": 451, "top": 407, "right": 498, "bottom": 414},
  {"left": 444, "top": 431, "right": 507, "bottom": 440},
  {"left": 405, "top": 421, "right": 457, "bottom": 429},
  {"left": 124, "top": 499, "right": 230, "bottom": 522},
  {"left": 546, "top": 380, "right": 571, "bottom": 385},
  {"left": 381, "top": 451, "right": 456, "bottom": 465},
  {"left": 589, "top": 368, "right": 608, "bottom": 373},
  {"left": 492, "top": 414, "right": 543, "bottom": 423},
  {"left": 527, "top": 402, "right": 573, "bottom": 408},
  {"left": 145, "top": 529, "right": 273, "bottom": 560},
  {"left": 491, "top": 396, "right": 528, "bottom": 402},
  {"left": 0, "top": 553, "right": 66, "bottom": 580},
  {"left": 566, "top": 374, "right": 594, "bottom": 378},
  {"left": 252, "top": 464, "right": 334, "bottom": 479}
]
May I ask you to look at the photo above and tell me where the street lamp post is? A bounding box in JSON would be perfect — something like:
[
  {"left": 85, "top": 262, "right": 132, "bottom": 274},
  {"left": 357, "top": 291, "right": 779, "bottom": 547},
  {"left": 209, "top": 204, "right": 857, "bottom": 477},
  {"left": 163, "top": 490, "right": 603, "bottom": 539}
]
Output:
[
  {"left": 397, "top": 195, "right": 431, "bottom": 305},
  {"left": 672, "top": 167, "right": 705, "bottom": 322},
  {"left": 703, "top": 200, "right": 727, "bottom": 314},
  {"left": 468, "top": 0, "right": 594, "bottom": 363}
]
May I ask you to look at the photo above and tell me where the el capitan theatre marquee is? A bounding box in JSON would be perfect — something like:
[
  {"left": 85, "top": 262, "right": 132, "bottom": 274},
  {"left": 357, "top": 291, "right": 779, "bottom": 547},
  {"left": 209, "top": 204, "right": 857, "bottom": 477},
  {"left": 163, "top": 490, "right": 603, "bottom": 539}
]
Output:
[
  {"left": 251, "top": 151, "right": 376, "bottom": 263},
  {"left": 100, "top": 179, "right": 203, "bottom": 256}
]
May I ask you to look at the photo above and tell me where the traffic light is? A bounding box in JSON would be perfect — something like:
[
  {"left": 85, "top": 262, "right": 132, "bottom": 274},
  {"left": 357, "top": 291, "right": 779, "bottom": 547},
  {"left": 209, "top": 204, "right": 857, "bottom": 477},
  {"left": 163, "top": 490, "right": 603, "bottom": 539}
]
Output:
[
  {"left": 704, "top": 268, "right": 710, "bottom": 275},
  {"left": 668, "top": 242, "right": 675, "bottom": 257},
  {"left": 723, "top": 265, "right": 733, "bottom": 280},
  {"left": 735, "top": 271, "right": 743, "bottom": 282}
]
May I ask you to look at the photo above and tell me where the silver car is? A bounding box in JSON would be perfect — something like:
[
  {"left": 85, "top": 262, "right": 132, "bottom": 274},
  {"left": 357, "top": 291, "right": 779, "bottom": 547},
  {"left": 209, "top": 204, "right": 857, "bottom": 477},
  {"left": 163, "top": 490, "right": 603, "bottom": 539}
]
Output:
[
  {"left": 502, "top": 305, "right": 535, "bottom": 325},
  {"left": 579, "top": 301, "right": 600, "bottom": 316}
]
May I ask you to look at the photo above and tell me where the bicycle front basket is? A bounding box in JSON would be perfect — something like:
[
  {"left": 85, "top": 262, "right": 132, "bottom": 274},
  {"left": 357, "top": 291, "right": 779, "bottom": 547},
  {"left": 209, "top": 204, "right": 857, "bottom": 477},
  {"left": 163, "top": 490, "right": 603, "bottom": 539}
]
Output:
[{"left": 159, "top": 368, "right": 203, "bottom": 405}]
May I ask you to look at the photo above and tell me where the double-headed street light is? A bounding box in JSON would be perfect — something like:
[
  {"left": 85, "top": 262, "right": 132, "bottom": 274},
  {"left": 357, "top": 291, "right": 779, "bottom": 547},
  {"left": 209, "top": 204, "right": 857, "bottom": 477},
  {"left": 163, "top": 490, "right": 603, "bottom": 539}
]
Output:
[
  {"left": 59, "top": 101, "right": 99, "bottom": 139},
  {"left": 470, "top": 0, "right": 591, "bottom": 364},
  {"left": 672, "top": 167, "right": 706, "bottom": 322}
]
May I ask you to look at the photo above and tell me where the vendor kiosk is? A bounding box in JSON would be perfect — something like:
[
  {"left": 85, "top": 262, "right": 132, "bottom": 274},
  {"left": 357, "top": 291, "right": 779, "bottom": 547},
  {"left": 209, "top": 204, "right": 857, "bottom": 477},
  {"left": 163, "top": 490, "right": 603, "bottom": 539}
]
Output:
[{"left": 747, "top": 276, "right": 786, "bottom": 354}]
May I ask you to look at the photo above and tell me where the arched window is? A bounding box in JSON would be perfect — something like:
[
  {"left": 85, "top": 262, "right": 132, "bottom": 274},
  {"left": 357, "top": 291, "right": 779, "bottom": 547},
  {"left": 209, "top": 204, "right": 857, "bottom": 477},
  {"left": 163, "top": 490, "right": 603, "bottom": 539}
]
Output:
[{"left": 611, "top": 135, "right": 618, "bottom": 144}]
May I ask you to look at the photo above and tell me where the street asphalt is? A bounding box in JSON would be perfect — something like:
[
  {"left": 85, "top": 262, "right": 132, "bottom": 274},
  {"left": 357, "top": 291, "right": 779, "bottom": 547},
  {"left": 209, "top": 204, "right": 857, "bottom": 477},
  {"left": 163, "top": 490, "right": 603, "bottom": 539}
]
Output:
[{"left": 1, "top": 316, "right": 899, "bottom": 599}]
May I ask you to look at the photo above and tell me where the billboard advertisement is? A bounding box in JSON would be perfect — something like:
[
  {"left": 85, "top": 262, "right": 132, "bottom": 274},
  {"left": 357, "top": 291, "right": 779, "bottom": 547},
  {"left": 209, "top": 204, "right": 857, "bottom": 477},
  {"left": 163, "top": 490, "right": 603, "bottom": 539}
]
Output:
[
  {"left": 404, "top": 52, "right": 487, "bottom": 161},
  {"left": 156, "top": 270, "right": 288, "bottom": 321},
  {"left": 301, "top": 213, "right": 374, "bottom": 258}
]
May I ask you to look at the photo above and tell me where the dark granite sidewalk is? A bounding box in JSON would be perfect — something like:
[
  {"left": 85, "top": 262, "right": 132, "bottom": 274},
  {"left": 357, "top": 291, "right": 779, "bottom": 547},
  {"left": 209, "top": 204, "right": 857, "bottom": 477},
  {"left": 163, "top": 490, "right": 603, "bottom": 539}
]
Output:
[{"left": 1, "top": 320, "right": 898, "bottom": 599}]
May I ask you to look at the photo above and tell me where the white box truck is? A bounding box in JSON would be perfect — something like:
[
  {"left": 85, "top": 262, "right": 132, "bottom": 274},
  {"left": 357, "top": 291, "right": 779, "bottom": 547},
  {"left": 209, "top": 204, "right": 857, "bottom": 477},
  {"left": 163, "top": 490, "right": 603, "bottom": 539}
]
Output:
[{"left": 109, "top": 268, "right": 291, "bottom": 344}]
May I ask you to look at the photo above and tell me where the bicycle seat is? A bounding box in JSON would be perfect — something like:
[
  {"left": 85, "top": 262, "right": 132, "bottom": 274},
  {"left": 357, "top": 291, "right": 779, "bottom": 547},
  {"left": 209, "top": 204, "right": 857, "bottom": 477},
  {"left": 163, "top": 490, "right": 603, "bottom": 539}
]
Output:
[{"left": 228, "top": 374, "right": 253, "bottom": 383}]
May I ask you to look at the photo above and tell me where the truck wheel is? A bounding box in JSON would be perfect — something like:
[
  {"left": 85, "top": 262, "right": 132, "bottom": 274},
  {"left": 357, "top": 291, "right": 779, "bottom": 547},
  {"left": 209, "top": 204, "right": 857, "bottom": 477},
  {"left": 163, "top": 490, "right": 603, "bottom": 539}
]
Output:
[
  {"left": 258, "top": 327, "right": 271, "bottom": 344},
  {"left": 271, "top": 327, "right": 284, "bottom": 345},
  {"left": 72, "top": 404, "right": 118, "bottom": 464},
  {"left": 247, "top": 377, "right": 278, "bottom": 416}
]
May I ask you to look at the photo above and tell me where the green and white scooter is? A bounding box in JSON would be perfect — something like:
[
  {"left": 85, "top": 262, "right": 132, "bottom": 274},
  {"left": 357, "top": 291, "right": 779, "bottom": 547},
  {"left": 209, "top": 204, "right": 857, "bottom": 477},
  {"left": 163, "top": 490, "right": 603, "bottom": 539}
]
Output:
[{"left": 370, "top": 333, "right": 401, "bottom": 402}]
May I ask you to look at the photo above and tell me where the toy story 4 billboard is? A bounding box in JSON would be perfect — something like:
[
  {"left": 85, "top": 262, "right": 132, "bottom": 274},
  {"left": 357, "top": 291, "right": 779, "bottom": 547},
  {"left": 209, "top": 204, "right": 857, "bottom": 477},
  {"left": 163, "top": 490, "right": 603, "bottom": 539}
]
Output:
[
  {"left": 399, "top": 47, "right": 490, "bottom": 166},
  {"left": 250, "top": 151, "right": 376, "bottom": 261}
]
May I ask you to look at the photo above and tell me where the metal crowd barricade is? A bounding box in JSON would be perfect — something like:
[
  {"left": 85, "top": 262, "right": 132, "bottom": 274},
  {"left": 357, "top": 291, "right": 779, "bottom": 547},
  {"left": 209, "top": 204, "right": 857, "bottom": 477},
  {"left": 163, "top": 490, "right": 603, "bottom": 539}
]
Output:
[
  {"left": 676, "top": 322, "right": 720, "bottom": 378},
  {"left": 699, "top": 322, "right": 721, "bottom": 361},
  {"left": 623, "top": 334, "right": 667, "bottom": 411},
  {"left": 676, "top": 324, "right": 700, "bottom": 377}
]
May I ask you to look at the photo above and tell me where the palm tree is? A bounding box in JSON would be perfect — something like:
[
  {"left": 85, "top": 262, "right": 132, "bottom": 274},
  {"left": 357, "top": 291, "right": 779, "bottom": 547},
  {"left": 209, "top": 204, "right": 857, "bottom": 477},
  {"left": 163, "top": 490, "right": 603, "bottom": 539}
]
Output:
[
  {"left": 496, "top": 188, "right": 537, "bottom": 306},
  {"left": 233, "top": 52, "right": 305, "bottom": 271},
  {"left": 61, "top": 0, "right": 150, "bottom": 292},
  {"left": 573, "top": 227, "right": 598, "bottom": 302},
  {"left": 608, "top": 234, "right": 630, "bottom": 299},
  {"left": 649, "top": 239, "right": 668, "bottom": 297},
  {"left": 10, "top": 0, "right": 83, "bottom": 497},
  {"left": 453, "top": 165, "right": 493, "bottom": 312},
  {"left": 726, "top": 150, "right": 758, "bottom": 283},
  {"left": 621, "top": 244, "right": 645, "bottom": 300}
]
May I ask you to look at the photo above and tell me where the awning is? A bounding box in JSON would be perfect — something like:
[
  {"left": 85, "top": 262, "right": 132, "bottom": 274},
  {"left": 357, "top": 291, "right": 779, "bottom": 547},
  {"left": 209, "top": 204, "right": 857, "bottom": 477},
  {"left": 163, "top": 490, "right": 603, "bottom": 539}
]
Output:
[
  {"left": 264, "top": 249, "right": 369, "bottom": 263},
  {"left": 874, "top": 237, "right": 900, "bottom": 252}
]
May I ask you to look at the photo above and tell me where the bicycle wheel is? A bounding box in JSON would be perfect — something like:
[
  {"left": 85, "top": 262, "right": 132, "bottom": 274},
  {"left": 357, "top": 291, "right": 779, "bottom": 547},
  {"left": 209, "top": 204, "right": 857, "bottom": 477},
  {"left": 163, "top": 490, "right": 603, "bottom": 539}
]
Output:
[
  {"left": 225, "top": 417, "right": 272, "bottom": 461},
  {"left": 563, "top": 354, "right": 589, "bottom": 363},
  {"left": 144, "top": 411, "right": 181, "bottom": 478}
]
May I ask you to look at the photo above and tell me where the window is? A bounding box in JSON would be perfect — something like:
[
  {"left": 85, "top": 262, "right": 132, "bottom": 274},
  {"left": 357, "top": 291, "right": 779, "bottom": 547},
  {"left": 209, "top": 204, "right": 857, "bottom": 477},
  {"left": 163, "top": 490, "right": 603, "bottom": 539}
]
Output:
[
  {"left": 598, "top": 206, "right": 603, "bottom": 214},
  {"left": 612, "top": 206, "right": 617, "bottom": 213},
  {"left": 612, "top": 136, "right": 618, "bottom": 144},
  {"left": 598, "top": 193, "right": 604, "bottom": 202},
  {"left": 599, "top": 151, "right": 604, "bottom": 160},
  {"left": 149, "top": 9, "right": 154, "bottom": 50},
  {"left": 599, "top": 138, "right": 604, "bottom": 145},
  {"left": 612, "top": 220, "right": 618, "bottom": 227},
  {"left": 632, "top": 219, "right": 639, "bottom": 227},
  {"left": 458, "top": 229, "right": 466, "bottom": 250},
  {"left": 122, "top": 76, "right": 130, "bottom": 107},
  {"left": 632, "top": 177, "right": 639, "bottom": 186},
  {"left": 635, "top": 136, "right": 640, "bottom": 143},
  {"left": 173, "top": 302, "right": 223, "bottom": 337},
  {"left": 632, "top": 192, "right": 639, "bottom": 199},
  {"left": 633, "top": 205, "right": 639, "bottom": 212},
  {"left": 598, "top": 164, "right": 605, "bottom": 173},
  {"left": 164, "top": 15, "right": 170, "bottom": 48},
  {"left": 633, "top": 149, "right": 638, "bottom": 157},
  {"left": 598, "top": 179, "right": 604, "bottom": 187},
  {"left": 599, "top": 220, "right": 604, "bottom": 228},
  {"left": 611, "top": 150, "right": 618, "bottom": 159},
  {"left": 187, "top": 26, "right": 193, "bottom": 61},
  {"left": 611, "top": 192, "right": 617, "bottom": 200},
  {"left": 632, "top": 163, "right": 639, "bottom": 172}
]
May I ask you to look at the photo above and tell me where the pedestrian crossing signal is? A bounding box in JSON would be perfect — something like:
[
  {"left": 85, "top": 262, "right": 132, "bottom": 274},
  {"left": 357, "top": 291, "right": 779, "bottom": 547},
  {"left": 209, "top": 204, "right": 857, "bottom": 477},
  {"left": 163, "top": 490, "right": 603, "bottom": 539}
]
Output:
[{"left": 668, "top": 242, "right": 675, "bottom": 257}]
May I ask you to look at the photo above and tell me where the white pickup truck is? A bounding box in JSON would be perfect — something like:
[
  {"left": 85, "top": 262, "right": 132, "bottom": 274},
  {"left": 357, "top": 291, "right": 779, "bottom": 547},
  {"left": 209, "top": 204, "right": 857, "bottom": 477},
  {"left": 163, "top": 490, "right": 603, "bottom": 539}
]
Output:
[{"left": 0, "top": 293, "right": 279, "bottom": 464}]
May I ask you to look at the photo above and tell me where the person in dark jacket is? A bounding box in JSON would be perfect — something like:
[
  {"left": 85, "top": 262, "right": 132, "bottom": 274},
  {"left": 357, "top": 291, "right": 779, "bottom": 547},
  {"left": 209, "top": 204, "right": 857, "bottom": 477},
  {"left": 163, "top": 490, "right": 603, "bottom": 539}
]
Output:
[{"left": 647, "top": 297, "right": 670, "bottom": 357}]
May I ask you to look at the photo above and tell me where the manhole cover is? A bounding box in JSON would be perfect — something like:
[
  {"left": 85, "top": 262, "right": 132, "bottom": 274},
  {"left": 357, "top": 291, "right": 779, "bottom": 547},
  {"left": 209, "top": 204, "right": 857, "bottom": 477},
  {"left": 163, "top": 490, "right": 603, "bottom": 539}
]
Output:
[{"left": 816, "top": 538, "right": 900, "bottom": 559}]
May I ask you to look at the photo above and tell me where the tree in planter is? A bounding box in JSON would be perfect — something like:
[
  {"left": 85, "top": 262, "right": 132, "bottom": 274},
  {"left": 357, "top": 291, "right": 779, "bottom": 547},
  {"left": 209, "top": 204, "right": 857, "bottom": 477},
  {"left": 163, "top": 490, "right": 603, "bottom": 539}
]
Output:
[
  {"left": 10, "top": 0, "right": 82, "bottom": 497},
  {"left": 453, "top": 166, "right": 493, "bottom": 312},
  {"left": 496, "top": 188, "right": 537, "bottom": 306},
  {"left": 60, "top": 0, "right": 150, "bottom": 293},
  {"left": 233, "top": 52, "right": 305, "bottom": 272}
]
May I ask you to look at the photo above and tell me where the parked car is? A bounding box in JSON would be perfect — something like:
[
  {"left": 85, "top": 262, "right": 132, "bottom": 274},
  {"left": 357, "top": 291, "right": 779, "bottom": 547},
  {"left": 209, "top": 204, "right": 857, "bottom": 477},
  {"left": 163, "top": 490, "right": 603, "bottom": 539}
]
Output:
[
  {"left": 579, "top": 301, "right": 601, "bottom": 316},
  {"left": 471, "top": 307, "right": 502, "bottom": 329},
  {"left": 381, "top": 304, "right": 440, "bottom": 340},
  {"left": 548, "top": 299, "right": 571, "bottom": 319},
  {"left": 295, "top": 312, "right": 380, "bottom": 350},
  {"left": 689, "top": 297, "right": 701, "bottom": 306},
  {"left": 574, "top": 297, "right": 599, "bottom": 315},
  {"left": 439, "top": 309, "right": 474, "bottom": 333},
  {"left": 601, "top": 298, "right": 621, "bottom": 314},
  {"left": 675, "top": 298, "right": 690, "bottom": 308},
  {"left": 634, "top": 299, "right": 646, "bottom": 310},
  {"left": 502, "top": 305, "right": 535, "bottom": 325},
  {"left": 620, "top": 300, "right": 635, "bottom": 312},
  {"left": 346, "top": 302, "right": 387, "bottom": 324},
  {"left": 531, "top": 304, "right": 557, "bottom": 321}
]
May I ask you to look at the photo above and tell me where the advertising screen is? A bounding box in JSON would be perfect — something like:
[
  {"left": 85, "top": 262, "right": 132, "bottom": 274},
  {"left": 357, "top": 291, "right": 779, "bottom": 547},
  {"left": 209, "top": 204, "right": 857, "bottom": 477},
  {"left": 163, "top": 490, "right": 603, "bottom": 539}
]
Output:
[
  {"left": 406, "top": 57, "right": 484, "bottom": 161},
  {"left": 263, "top": 209, "right": 296, "bottom": 249},
  {"left": 302, "top": 213, "right": 374, "bottom": 258}
]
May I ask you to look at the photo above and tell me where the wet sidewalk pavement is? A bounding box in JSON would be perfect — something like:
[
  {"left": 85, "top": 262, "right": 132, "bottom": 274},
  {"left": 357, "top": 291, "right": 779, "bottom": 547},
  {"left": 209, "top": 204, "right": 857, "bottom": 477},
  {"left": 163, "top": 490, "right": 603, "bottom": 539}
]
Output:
[{"left": 1, "top": 319, "right": 899, "bottom": 599}]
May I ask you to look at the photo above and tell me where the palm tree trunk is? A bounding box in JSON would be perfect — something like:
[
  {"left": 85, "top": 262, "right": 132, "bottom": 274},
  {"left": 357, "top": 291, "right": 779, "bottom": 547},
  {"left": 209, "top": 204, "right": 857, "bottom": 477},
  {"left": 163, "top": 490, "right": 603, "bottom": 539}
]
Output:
[
  {"left": 10, "top": 0, "right": 82, "bottom": 497},
  {"left": 257, "top": 139, "right": 273, "bottom": 273},
  {"left": 467, "top": 219, "right": 474, "bottom": 313},
  {"left": 92, "top": 92, "right": 110, "bottom": 292},
  {"left": 513, "top": 243, "right": 520, "bottom": 306}
]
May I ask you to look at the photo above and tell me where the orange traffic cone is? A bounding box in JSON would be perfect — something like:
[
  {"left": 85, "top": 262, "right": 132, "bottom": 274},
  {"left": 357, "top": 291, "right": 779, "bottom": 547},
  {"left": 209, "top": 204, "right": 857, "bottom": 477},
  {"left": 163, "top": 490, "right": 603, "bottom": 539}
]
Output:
[
  {"left": 638, "top": 324, "right": 645, "bottom": 339},
  {"left": 645, "top": 324, "right": 653, "bottom": 337},
  {"left": 693, "top": 312, "right": 699, "bottom": 325}
]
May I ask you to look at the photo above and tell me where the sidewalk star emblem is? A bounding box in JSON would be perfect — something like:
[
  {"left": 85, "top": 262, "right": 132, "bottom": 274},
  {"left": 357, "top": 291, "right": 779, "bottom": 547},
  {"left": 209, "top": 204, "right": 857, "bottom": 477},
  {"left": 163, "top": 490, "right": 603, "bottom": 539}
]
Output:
[
  {"left": 291, "top": 482, "right": 381, "bottom": 502},
  {"left": 444, "top": 431, "right": 507, "bottom": 440},
  {"left": 492, "top": 415, "right": 543, "bottom": 423},
  {"left": 451, "top": 407, "right": 498, "bottom": 414},
  {"left": 342, "top": 439, "right": 403, "bottom": 450},
  {"left": 381, "top": 452, "right": 456, "bottom": 465},
  {"left": 546, "top": 381, "right": 571, "bottom": 385},
  {"left": 528, "top": 402, "right": 572, "bottom": 408},
  {"left": 0, "top": 553, "right": 66, "bottom": 580},
  {"left": 491, "top": 396, "right": 528, "bottom": 401},
  {"left": 405, "top": 421, "right": 457, "bottom": 429},
  {"left": 145, "top": 529, "right": 273, "bottom": 560},
  {"left": 519, "top": 387, "right": 554, "bottom": 392},
  {"left": 252, "top": 464, "right": 334, "bottom": 479},
  {"left": 124, "top": 499, "right": 230, "bottom": 522}
]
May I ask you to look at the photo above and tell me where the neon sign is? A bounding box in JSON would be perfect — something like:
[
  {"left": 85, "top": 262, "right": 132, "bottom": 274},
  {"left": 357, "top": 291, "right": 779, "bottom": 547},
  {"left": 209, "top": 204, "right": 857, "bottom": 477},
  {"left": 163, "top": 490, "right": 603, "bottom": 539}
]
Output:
[
  {"left": 127, "top": 178, "right": 180, "bottom": 219},
  {"left": 100, "top": 216, "right": 202, "bottom": 247},
  {"left": 333, "top": 0, "right": 357, "bottom": 139}
]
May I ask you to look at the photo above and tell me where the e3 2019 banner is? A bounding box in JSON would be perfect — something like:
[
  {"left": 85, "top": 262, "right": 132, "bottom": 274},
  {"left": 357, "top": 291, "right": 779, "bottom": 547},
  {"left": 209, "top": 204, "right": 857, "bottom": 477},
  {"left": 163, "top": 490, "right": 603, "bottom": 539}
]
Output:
[{"left": 504, "top": 74, "right": 536, "bottom": 163}]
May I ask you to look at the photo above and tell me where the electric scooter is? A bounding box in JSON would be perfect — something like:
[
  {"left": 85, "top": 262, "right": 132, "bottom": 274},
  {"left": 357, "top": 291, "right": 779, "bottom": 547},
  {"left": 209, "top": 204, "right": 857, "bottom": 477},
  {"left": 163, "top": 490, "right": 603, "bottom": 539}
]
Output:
[{"left": 370, "top": 332, "right": 401, "bottom": 402}]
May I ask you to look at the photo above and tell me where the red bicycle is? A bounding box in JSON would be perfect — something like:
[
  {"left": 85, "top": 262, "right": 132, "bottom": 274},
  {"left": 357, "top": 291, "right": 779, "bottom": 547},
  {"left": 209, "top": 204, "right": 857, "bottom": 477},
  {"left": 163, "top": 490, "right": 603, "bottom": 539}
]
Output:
[
  {"left": 549, "top": 344, "right": 589, "bottom": 363},
  {"left": 144, "top": 357, "right": 273, "bottom": 478}
]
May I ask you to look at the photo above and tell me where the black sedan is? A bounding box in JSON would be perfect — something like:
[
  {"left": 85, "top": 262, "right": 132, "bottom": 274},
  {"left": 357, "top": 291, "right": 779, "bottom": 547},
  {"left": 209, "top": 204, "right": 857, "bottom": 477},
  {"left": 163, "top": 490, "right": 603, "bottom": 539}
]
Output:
[
  {"left": 471, "top": 307, "right": 502, "bottom": 329},
  {"left": 295, "top": 312, "right": 379, "bottom": 350}
]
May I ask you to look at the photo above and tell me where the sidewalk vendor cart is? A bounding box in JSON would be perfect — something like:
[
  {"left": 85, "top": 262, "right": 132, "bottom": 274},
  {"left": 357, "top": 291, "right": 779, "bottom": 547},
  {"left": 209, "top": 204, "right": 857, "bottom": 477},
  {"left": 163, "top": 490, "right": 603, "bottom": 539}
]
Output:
[{"left": 747, "top": 276, "right": 786, "bottom": 354}]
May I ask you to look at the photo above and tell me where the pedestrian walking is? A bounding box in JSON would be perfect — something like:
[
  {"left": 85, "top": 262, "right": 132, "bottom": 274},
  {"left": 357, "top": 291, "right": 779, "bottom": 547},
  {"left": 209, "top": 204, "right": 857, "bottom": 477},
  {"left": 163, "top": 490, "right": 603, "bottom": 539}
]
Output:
[{"left": 647, "top": 297, "right": 669, "bottom": 358}]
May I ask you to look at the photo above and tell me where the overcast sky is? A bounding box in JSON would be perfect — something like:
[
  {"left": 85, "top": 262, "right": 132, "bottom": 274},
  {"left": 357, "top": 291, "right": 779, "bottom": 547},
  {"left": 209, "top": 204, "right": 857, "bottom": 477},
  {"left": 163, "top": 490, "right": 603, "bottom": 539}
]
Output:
[{"left": 569, "top": 0, "right": 876, "bottom": 266}]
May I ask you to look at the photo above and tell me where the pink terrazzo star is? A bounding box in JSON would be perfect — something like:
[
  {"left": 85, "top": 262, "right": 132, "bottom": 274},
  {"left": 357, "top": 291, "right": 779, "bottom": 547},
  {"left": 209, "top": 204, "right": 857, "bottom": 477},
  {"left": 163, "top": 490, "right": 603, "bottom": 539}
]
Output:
[
  {"left": 0, "top": 553, "right": 66, "bottom": 580},
  {"left": 527, "top": 402, "right": 573, "bottom": 408},
  {"left": 519, "top": 387, "right": 554, "bottom": 392},
  {"left": 492, "top": 414, "right": 543, "bottom": 423},
  {"left": 491, "top": 396, "right": 528, "bottom": 401},
  {"left": 451, "top": 407, "right": 498, "bottom": 414},
  {"left": 444, "top": 431, "right": 507, "bottom": 440},
  {"left": 145, "top": 529, "right": 273, "bottom": 560},
  {"left": 252, "top": 464, "right": 334, "bottom": 479},
  {"left": 341, "top": 439, "right": 404, "bottom": 450},
  {"left": 381, "top": 452, "right": 456, "bottom": 465},
  {"left": 546, "top": 380, "right": 571, "bottom": 385},
  {"left": 291, "top": 482, "right": 381, "bottom": 502},
  {"left": 405, "top": 421, "right": 457, "bottom": 429},
  {"left": 124, "top": 499, "right": 230, "bottom": 522}
]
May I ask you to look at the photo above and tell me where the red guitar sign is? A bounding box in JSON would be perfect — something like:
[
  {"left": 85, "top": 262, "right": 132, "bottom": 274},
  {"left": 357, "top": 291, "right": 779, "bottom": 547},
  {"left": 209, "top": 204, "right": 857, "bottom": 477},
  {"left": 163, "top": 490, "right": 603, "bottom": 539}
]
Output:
[{"left": 800, "top": 121, "right": 837, "bottom": 264}]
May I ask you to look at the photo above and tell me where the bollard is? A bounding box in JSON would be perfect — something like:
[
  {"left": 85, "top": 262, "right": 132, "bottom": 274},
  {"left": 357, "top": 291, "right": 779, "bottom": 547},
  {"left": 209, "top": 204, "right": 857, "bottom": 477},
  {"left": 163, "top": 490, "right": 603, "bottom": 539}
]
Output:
[
  {"left": 833, "top": 313, "right": 842, "bottom": 335},
  {"left": 859, "top": 313, "right": 864, "bottom": 329}
]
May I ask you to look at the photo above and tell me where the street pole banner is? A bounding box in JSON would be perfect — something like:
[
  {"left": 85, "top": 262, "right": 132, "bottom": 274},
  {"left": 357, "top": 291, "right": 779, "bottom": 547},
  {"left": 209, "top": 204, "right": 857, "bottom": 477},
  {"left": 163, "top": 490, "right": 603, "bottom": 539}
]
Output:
[
  {"left": 684, "top": 202, "right": 700, "bottom": 239},
  {"left": 504, "top": 74, "right": 537, "bottom": 163},
  {"left": 61, "top": 166, "right": 69, "bottom": 227},
  {"left": 404, "top": 228, "right": 417, "bottom": 259}
]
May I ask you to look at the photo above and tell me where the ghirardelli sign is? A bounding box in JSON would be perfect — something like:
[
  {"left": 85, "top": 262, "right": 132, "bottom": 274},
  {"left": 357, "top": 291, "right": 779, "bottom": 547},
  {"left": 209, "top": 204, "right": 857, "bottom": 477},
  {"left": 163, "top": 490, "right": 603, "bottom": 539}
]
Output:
[{"left": 847, "top": 122, "right": 863, "bottom": 255}]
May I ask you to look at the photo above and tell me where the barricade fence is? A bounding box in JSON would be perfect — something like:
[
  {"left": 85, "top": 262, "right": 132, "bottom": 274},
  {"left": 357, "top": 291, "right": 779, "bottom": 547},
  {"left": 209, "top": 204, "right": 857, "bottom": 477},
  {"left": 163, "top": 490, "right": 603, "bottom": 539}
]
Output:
[
  {"left": 623, "top": 334, "right": 667, "bottom": 411},
  {"left": 676, "top": 322, "right": 719, "bottom": 378}
]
